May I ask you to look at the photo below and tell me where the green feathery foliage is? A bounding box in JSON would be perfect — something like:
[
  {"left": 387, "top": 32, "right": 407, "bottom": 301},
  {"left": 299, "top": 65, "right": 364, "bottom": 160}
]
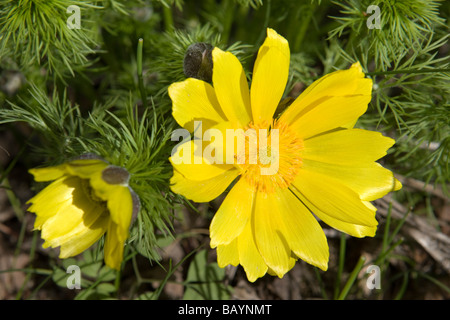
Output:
[
  {"left": 0, "top": 0, "right": 103, "bottom": 81},
  {"left": 329, "top": 0, "right": 446, "bottom": 70},
  {"left": 327, "top": 0, "right": 449, "bottom": 189},
  {"left": 0, "top": 0, "right": 449, "bottom": 300}
]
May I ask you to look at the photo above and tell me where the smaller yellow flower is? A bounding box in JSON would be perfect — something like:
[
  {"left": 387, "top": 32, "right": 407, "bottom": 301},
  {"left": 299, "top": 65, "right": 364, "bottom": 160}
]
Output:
[{"left": 27, "top": 156, "right": 139, "bottom": 270}]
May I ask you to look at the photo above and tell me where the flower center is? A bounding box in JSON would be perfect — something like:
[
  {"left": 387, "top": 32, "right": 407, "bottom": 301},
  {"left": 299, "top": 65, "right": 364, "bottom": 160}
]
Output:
[
  {"left": 237, "top": 120, "right": 303, "bottom": 193},
  {"left": 80, "top": 178, "right": 106, "bottom": 205}
]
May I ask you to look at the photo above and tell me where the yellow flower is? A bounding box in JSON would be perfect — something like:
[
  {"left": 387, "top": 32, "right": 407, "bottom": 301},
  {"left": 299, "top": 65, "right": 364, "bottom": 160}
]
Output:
[
  {"left": 168, "top": 28, "right": 402, "bottom": 282},
  {"left": 27, "top": 156, "right": 138, "bottom": 270}
]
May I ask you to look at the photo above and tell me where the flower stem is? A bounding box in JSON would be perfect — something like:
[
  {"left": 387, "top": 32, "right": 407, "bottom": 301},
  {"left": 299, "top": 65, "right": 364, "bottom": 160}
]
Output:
[
  {"left": 221, "top": 1, "right": 236, "bottom": 45},
  {"left": 292, "top": 3, "right": 316, "bottom": 53},
  {"left": 334, "top": 233, "right": 347, "bottom": 299},
  {"left": 163, "top": 5, "right": 174, "bottom": 31},
  {"left": 137, "top": 38, "right": 148, "bottom": 109},
  {"left": 337, "top": 256, "right": 366, "bottom": 300},
  {"left": 255, "top": 0, "right": 271, "bottom": 47}
]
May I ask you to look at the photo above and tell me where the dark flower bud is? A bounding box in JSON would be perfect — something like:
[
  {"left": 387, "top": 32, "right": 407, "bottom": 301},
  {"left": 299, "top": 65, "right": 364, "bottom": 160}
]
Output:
[
  {"left": 102, "top": 166, "right": 130, "bottom": 185},
  {"left": 183, "top": 42, "right": 214, "bottom": 83}
]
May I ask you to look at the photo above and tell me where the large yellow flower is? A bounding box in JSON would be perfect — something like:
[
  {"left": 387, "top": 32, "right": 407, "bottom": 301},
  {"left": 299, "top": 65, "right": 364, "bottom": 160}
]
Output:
[
  {"left": 27, "top": 156, "right": 138, "bottom": 270},
  {"left": 168, "top": 28, "right": 401, "bottom": 282}
]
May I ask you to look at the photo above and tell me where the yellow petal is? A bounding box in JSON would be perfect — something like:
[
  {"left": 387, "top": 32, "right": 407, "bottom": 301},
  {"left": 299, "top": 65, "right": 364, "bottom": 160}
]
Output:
[
  {"left": 28, "top": 176, "right": 76, "bottom": 228},
  {"left": 58, "top": 213, "right": 109, "bottom": 258},
  {"left": 202, "top": 120, "right": 256, "bottom": 165},
  {"left": 292, "top": 169, "right": 378, "bottom": 227},
  {"left": 212, "top": 47, "right": 252, "bottom": 126},
  {"left": 214, "top": 213, "right": 269, "bottom": 282},
  {"left": 39, "top": 177, "right": 106, "bottom": 245},
  {"left": 288, "top": 94, "right": 371, "bottom": 139},
  {"left": 394, "top": 177, "right": 402, "bottom": 191},
  {"left": 276, "top": 188, "right": 329, "bottom": 271},
  {"left": 41, "top": 201, "right": 88, "bottom": 246},
  {"left": 216, "top": 238, "right": 239, "bottom": 268},
  {"left": 302, "top": 128, "right": 395, "bottom": 165},
  {"left": 170, "top": 168, "right": 239, "bottom": 203},
  {"left": 250, "top": 28, "right": 290, "bottom": 124},
  {"left": 66, "top": 159, "right": 108, "bottom": 179},
  {"left": 253, "top": 191, "right": 291, "bottom": 278},
  {"left": 169, "top": 139, "right": 235, "bottom": 181},
  {"left": 105, "top": 185, "right": 133, "bottom": 236},
  {"left": 237, "top": 221, "right": 268, "bottom": 282},
  {"left": 292, "top": 188, "right": 377, "bottom": 238},
  {"left": 302, "top": 159, "right": 400, "bottom": 201},
  {"left": 168, "top": 78, "right": 227, "bottom": 132},
  {"left": 88, "top": 169, "right": 133, "bottom": 237},
  {"left": 210, "top": 178, "right": 255, "bottom": 247},
  {"left": 28, "top": 164, "right": 67, "bottom": 182},
  {"left": 104, "top": 220, "right": 125, "bottom": 270},
  {"left": 281, "top": 62, "right": 371, "bottom": 125},
  {"left": 202, "top": 120, "right": 240, "bottom": 165},
  {"left": 89, "top": 169, "right": 117, "bottom": 201}
]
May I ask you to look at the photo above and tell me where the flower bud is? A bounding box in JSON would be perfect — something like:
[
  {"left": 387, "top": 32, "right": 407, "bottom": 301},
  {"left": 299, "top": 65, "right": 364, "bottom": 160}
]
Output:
[
  {"left": 102, "top": 166, "right": 130, "bottom": 185},
  {"left": 183, "top": 42, "right": 214, "bottom": 83}
]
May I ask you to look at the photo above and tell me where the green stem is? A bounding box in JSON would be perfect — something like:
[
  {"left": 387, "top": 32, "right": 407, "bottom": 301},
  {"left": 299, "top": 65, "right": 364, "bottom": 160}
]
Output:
[
  {"left": 418, "top": 272, "right": 450, "bottom": 294},
  {"left": 394, "top": 272, "right": 410, "bottom": 300},
  {"left": 292, "top": 3, "right": 316, "bottom": 53},
  {"left": 334, "top": 233, "right": 346, "bottom": 299},
  {"left": 387, "top": 211, "right": 410, "bottom": 247},
  {"left": 367, "top": 68, "right": 450, "bottom": 76},
  {"left": 163, "top": 5, "right": 174, "bottom": 31},
  {"left": 3, "top": 178, "right": 24, "bottom": 221},
  {"left": 221, "top": 1, "right": 236, "bottom": 45},
  {"left": 137, "top": 38, "right": 148, "bottom": 109},
  {"left": 380, "top": 202, "right": 392, "bottom": 266},
  {"left": 152, "top": 247, "right": 201, "bottom": 300},
  {"left": 255, "top": 0, "right": 271, "bottom": 47},
  {"left": 337, "top": 256, "right": 366, "bottom": 300},
  {"left": 16, "top": 230, "right": 39, "bottom": 299},
  {"left": 314, "top": 267, "right": 328, "bottom": 299},
  {"left": 374, "top": 238, "right": 404, "bottom": 267},
  {"left": 0, "top": 268, "right": 53, "bottom": 276}
]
